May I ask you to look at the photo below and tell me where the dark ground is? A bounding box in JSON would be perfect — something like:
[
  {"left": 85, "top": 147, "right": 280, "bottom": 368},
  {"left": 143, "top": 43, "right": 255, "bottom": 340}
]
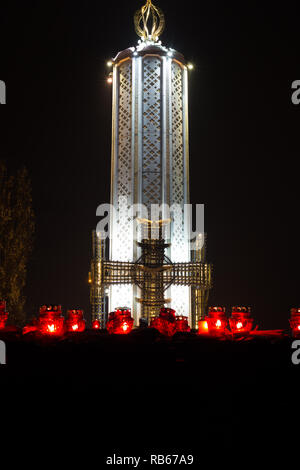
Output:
[{"left": 0, "top": 329, "right": 298, "bottom": 465}]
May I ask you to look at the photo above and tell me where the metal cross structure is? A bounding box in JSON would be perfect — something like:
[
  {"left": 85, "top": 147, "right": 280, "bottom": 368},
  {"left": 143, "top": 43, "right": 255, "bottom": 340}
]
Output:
[{"left": 89, "top": 222, "right": 212, "bottom": 329}]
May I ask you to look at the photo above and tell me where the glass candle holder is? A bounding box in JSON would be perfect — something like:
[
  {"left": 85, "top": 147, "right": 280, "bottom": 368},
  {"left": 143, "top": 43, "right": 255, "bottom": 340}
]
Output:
[
  {"left": 175, "top": 315, "right": 190, "bottom": 332},
  {"left": 65, "top": 309, "right": 86, "bottom": 333},
  {"left": 0, "top": 301, "right": 8, "bottom": 330},
  {"left": 106, "top": 307, "right": 134, "bottom": 334},
  {"left": 198, "top": 320, "right": 209, "bottom": 334},
  {"left": 92, "top": 319, "right": 101, "bottom": 330},
  {"left": 39, "top": 305, "right": 65, "bottom": 336},
  {"left": 290, "top": 308, "right": 300, "bottom": 337},
  {"left": 0, "top": 300, "right": 8, "bottom": 330},
  {"left": 150, "top": 307, "right": 177, "bottom": 336},
  {"left": 229, "top": 306, "right": 253, "bottom": 335},
  {"left": 205, "top": 307, "right": 227, "bottom": 336}
]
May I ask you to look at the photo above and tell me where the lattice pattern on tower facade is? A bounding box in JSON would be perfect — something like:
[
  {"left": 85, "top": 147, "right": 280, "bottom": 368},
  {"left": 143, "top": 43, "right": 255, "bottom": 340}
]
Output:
[
  {"left": 111, "top": 59, "right": 133, "bottom": 310},
  {"left": 114, "top": 59, "right": 133, "bottom": 262},
  {"left": 170, "top": 61, "right": 189, "bottom": 316},
  {"left": 142, "top": 56, "right": 162, "bottom": 210},
  {"left": 170, "top": 61, "right": 185, "bottom": 261}
]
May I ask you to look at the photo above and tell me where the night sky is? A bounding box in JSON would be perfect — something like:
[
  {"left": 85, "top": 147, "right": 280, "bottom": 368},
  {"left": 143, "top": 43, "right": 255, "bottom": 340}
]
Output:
[{"left": 0, "top": 0, "right": 299, "bottom": 328}]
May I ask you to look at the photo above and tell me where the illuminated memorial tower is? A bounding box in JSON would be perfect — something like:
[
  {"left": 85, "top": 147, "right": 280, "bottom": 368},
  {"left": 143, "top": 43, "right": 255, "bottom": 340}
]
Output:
[{"left": 89, "top": 0, "right": 212, "bottom": 328}]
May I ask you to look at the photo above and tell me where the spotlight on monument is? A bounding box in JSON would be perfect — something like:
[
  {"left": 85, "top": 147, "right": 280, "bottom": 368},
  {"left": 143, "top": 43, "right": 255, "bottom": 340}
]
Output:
[
  {"left": 205, "top": 306, "right": 228, "bottom": 336},
  {"left": 187, "top": 63, "right": 194, "bottom": 70},
  {"left": 107, "top": 72, "right": 113, "bottom": 84},
  {"left": 229, "top": 306, "right": 254, "bottom": 335},
  {"left": 39, "top": 305, "right": 65, "bottom": 336},
  {"left": 106, "top": 307, "right": 134, "bottom": 334},
  {"left": 107, "top": 60, "right": 113, "bottom": 67},
  {"left": 289, "top": 308, "right": 300, "bottom": 337},
  {"left": 0, "top": 301, "right": 8, "bottom": 330},
  {"left": 65, "top": 309, "right": 86, "bottom": 333}
]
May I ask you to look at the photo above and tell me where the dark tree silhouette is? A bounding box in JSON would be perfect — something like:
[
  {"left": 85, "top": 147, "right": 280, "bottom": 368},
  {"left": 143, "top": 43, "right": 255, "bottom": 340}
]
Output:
[{"left": 0, "top": 160, "right": 35, "bottom": 325}]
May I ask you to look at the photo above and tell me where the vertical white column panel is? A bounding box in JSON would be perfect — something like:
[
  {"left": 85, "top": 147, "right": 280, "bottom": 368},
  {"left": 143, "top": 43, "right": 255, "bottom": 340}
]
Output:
[
  {"left": 110, "top": 59, "right": 134, "bottom": 311},
  {"left": 170, "top": 60, "right": 190, "bottom": 317},
  {"left": 141, "top": 56, "right": 162, "bottom": 211}
]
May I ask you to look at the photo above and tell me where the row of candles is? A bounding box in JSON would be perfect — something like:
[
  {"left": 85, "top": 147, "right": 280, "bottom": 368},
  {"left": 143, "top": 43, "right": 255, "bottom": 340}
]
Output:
[
  {"left": 1, "top": 301, "right": 300, "bottom": 337},
  {"left": 0, "top": 301, "right": 129, "bottom": 336},
  {"left": 200, "top": 307, "right": 300, "bottom": 338},
  {"left": 199, "top": 306, "right": 254, "bottom": 336},
  {"left": 25, "top": 305, "right": 87, "bottom": 335}
]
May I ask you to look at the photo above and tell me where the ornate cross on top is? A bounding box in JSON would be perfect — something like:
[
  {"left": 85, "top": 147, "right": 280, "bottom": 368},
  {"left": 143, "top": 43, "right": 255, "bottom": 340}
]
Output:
[{"left": 134, "top": 0, "right": 165, "bottom": 42}]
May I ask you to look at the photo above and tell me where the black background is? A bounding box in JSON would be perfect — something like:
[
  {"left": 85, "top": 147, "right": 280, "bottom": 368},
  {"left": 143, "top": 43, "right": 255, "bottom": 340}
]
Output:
[{"left": 0, "top": 0, "right": 299, "bottom": 327}]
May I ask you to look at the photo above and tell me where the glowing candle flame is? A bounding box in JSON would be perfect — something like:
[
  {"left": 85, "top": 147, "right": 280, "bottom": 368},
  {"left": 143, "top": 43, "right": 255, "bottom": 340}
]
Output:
[
  {"left": 198, "top": 320, "right": 209, "bottom": 334},
  {"left": 215, "top": 319, "right": 222, "bottom": 328},
  {"left": 72, "top": 324, "right": 79, "bottom": 331},
  {"left": 47, "top": 324, "right": 55, "bottom": 333},
  {"left": 236, "top": 321, "right": 243, "bottom": 329}
]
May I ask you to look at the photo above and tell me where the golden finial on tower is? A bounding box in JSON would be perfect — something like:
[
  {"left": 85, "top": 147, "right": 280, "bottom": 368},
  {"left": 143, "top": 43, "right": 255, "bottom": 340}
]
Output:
[{"left": 134, "top": 0, "right": 165, "bottom": 42}]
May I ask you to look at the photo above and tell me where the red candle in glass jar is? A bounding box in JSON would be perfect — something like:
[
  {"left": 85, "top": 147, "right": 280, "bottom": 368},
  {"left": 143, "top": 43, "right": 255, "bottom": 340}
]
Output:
[
  {"left": 198, "top": 320, "right": 209, "bottom": 334},
  {"left": 92, "top": 319, "right": 101, "bottom": 329},
  {"left": 175, "top": 315, "right": 191, "bottom": 332},
  {"left": 229, "top": 306, "right": 254, "bottom": 335},
  {"left": 0, "top": 301, "right": 8, "bottom": 330},
  {"left": 205, "top": 307, "right": 227, "bottom": 335},
  {"left": 65, "top": 309, "right": 86, "bottom": 333},
  {"left": 150, "top": 307, "right": 177, "bottom": 336},
  {"left": 39, "top": 305, "right": 65, "bottom": 336},
  {"left": 289, "top": 308, "right": 300, "bottom": 337},
  {"left": 106, "top": 307, "right": 134, "bottom": 334}
]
